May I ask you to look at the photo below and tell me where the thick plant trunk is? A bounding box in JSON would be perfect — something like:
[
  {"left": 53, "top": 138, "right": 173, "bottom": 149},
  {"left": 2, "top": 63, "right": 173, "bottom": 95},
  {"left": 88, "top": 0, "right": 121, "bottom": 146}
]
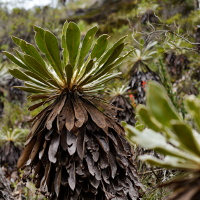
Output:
[{"left": 0, "top": 169, "right": 14, "bottom": 200}]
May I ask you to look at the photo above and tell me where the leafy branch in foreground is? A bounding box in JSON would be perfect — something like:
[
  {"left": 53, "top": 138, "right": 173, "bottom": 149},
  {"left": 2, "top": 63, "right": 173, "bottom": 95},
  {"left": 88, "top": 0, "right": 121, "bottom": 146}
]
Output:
[
  {"left": 4, "top": 21, "right": 142, "bottom": 199},
  {"left": 124, "top": 81, "right": 200, "bottom": 200}
]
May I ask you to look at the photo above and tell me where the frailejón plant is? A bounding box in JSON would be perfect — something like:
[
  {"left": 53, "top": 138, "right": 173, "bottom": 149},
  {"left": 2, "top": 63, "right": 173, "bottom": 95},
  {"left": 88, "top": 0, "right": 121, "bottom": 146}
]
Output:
[{"left": 4, "top": 21, "right": 142, "bottom": 199}]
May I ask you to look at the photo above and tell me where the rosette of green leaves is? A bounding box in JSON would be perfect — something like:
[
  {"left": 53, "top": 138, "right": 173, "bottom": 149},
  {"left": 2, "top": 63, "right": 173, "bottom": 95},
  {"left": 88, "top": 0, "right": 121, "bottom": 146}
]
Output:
[{"left": 3, "top": 21, "right": 131, "bottom": 102}]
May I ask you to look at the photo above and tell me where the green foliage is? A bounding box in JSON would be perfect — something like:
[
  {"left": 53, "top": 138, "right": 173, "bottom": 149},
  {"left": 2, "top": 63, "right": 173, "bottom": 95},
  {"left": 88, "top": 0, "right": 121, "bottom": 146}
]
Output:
[
  {"left": 0, "top": 127, "right": 28, "bottom": 147},
  {"left": 124, "top": 81, "right": 200, "bottom": 198},
  {"left": 4, "top": 21, "right": 130, "bottom": 102}
]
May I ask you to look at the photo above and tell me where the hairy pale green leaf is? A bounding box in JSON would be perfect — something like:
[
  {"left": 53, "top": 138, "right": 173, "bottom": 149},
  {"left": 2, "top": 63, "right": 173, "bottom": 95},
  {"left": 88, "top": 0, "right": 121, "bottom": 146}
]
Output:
[
  {"left": 91, "top": 34, "right": 109, "bottom": 60},
  {"left": 83, "top": 72, "right": 121, "bottom": 90},
  {"left": 66, "top": 22, "right": 81, "bottom": 67},
  {"left": 139, "top": 155, "right": 200, "bottom": 170},
  {"left": 147, "top": 82, "right": 181, "bottom": 127},
  {"left": 77, "top": 26, "right": 98, "bottom": 69},
  {"left": 125, "top": 125, "right": 199, "bottom": 162},
  {"left": 109, "top": 50, "right": 133, "bottom": 67},
  {"left": 82, "top": 44, "right": 125, "bottom": 86}
]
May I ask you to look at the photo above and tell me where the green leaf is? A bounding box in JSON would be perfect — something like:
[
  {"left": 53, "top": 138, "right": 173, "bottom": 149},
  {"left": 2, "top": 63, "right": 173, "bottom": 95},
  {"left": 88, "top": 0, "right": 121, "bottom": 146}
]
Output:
[
  {"left": 24, "top": 71, "right": 49, "bottom": 85},
  {"left": 107, "top": 50, "right": 133, "bottom": 68},
  {"left": 137, "top": 105, "right": 161, "bottom": 132},
  {"left": 76, "top": 59, "right": 94, "bottom": 84},
  {"left": 14, "top": 49, "right": 28, "bottom": 64},
  {"left": 66, "top": 22, "right": 81, "bottom": 67},
  {"left": 62, "top": 21, "right": 69, "bottom": 66},
  {"left": 139, "top": 155, "right": 200, "bottom": 170},
  {"left": 9, "top": 69, "right": 30, "bottom": 81},
  {"left": 99, "top": 35, "right": 127, "bottom": 66},
  {"left": 17, "top": 38, "right": 46, "bottom": 69},
  {"left": 12, "top": 36, "right": 22, "bottom": 46},
  {"left": 23, "top": 71, "right": 56, "bottom": 88},
  {"left": 45, "top": 30, "right": 64, "bottom": 79},
  {"left": 100, "top": 43, "right": 125, "bottom": 69},
  {"left": 147, "top": 82, "right": 181, "bottom": 127},
  {"left": 65, "top": 64, "right": 73, "bottom": 87},
  {"left": 47, "top": 79, "right": 61, "bottom": 89},
  {"left": 15, "top": 86, "right": 49, "bottom": 93},
  {"left": 34, "top": 25, "right": 46, "bottom": 53},
  {"left": 83, "top": 43, "right": 125, "bottom": 85},
  {"left": 125, "top": 125, "right": 199, "bottom": 162},
  {"left": 91, "top": 34, "right": 109, "bottom": 60},
  {"left": 171, "top": 121, "right": 200, "bottom": 156},
  {"left": 35, "top": 26, "right": 64, "bottom": 80},
  {"left": 185, "top": 96, "right": 200, "bottom": 131},
  {"left": 3, "top": 51, "right": 28, "bottom": 70},
  {"left": 81, "top": 60, "right": 94, "bottom": 78},
  {"left": 77, "top": 26, "right": 98, "bottom": 69},
  {"left": 25, "top": 82, "right": 50, "bottom": 91},
  {"left": 23, "top": 55, "right": 51, "bottom": 80}
]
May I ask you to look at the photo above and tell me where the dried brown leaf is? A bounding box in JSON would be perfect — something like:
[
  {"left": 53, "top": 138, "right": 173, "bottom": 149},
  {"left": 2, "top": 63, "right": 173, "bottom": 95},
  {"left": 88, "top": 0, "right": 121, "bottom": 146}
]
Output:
[
  {"left": 83, "top": 101, "right": 106, "bottom": 129},
  {"left": 48, "top": 132, "right": 60, "bottom": 163},
  {"left": 74, "top": 95, "right": 88, "bottom": 123},
  {"left": 26, "top": 132, "right": 44, "bottom": 165},
  {"left": 39, "top": 141, "right": 47, "bottom": 159},
  {"left": 76, "top": 128, "right": 86, "bottom": 160},
  {"left": 92, "top": 132, "right": 109, "bottom": 154},
  {"left": 60, "top": 129, "right": 68, "bottom": 151},
  {"left": 17, "top": 137, "right": 36, "bottom": 168},
  {"left": 46, "top": 97, "right": 66, "bottom": 130},
  {"left": 67, "top": 131, "right": 77, "bottom": 155},
  {"left": 85, "top": 154, "right": 95, "bottom": 176},
  {"left": 68, "top": 162, "right": 76, "bottom": 191},
  {"left": 64, "top": 98, "right": 75, "bottom": 131},
  {"left": 72, "top": 97, "right": 85, "bottom": 128},
  {"left": 108, "top": 152, "right": 117, "bottom": 179},
  {"left": 54, "top": 167, "right": 61, "bottom": 197}
]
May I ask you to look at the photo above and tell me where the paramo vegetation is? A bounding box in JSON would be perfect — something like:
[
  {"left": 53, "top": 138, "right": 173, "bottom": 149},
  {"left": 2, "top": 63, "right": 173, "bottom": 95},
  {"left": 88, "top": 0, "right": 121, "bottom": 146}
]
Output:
[{"left": 0, "top": 0, "right": 200, "bottom": 199}]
